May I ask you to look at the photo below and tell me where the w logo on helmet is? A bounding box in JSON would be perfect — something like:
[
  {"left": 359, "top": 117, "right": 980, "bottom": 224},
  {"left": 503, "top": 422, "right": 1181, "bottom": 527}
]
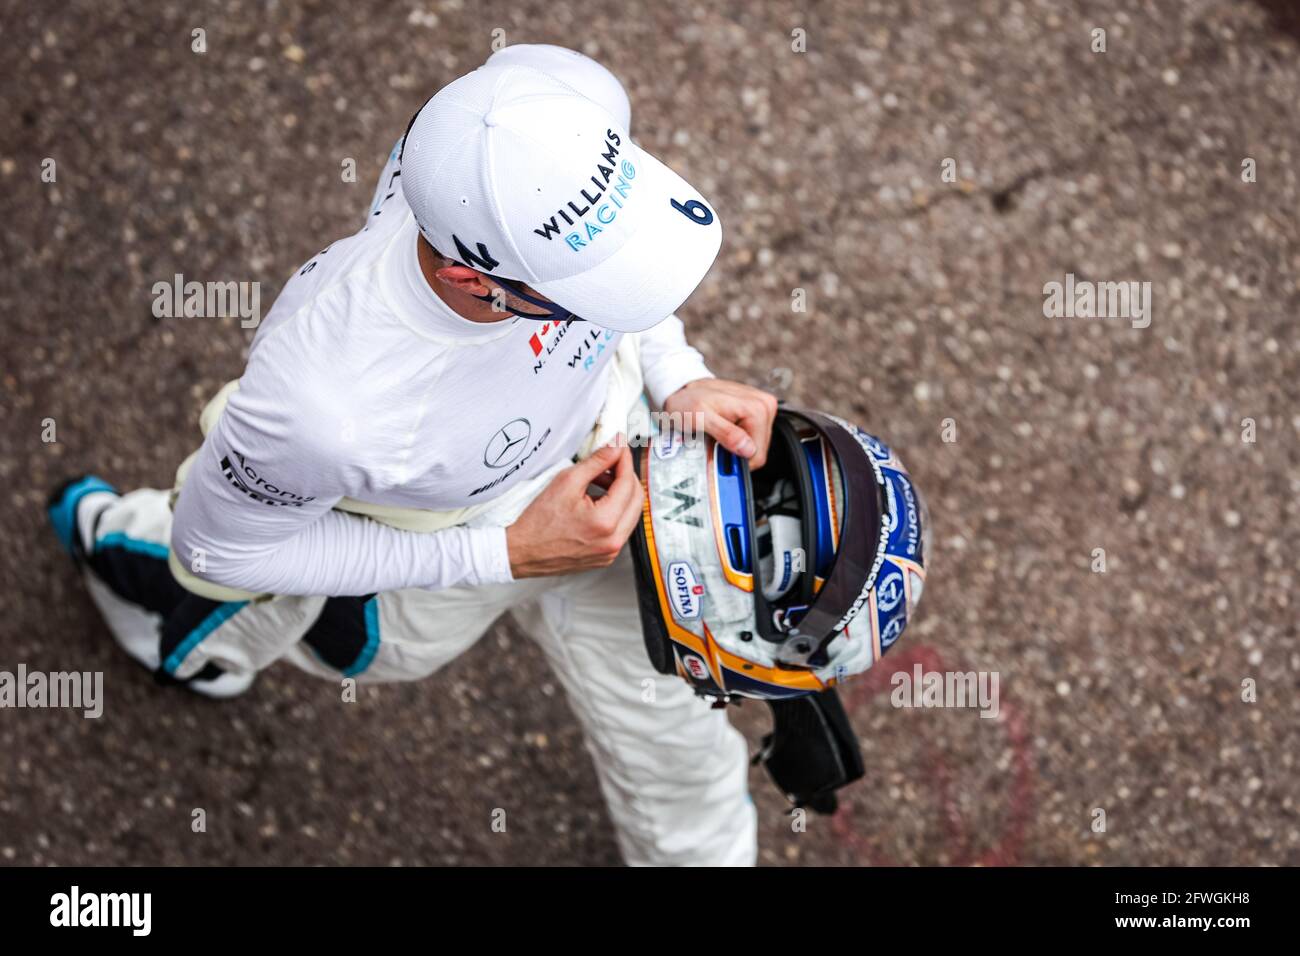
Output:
[{"left": 664, "top": 477, "right": 702, "bottom": 527}]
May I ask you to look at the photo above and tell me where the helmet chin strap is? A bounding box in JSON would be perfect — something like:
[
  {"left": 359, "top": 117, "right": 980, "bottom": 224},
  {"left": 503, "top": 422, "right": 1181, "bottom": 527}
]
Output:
[
  {"left": 756, "top": 687, "right": 865, "bottom": 815},
  {"left": 470, "top": 273, "right": 586, "bottom": 323}
]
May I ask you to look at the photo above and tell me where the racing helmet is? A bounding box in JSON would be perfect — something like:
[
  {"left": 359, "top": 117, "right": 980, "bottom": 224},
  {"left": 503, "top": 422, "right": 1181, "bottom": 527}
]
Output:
[{"left": 630, "top": 405, "right": 930, "bottom": 703}]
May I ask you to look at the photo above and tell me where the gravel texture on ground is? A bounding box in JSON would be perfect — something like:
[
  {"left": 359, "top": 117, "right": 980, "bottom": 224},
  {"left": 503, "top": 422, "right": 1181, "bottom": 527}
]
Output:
[{"left": 1, "top": 0, "right": 1296, "bottom": 865}]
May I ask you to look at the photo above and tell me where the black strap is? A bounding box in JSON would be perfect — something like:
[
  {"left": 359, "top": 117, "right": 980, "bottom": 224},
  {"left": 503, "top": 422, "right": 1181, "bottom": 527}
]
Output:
[{"left": 756, "top": 687, "right": 864, "bottom": 813}]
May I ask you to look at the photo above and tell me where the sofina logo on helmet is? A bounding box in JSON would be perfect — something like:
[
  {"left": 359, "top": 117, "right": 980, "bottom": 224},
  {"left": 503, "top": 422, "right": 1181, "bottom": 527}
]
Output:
[{"left": 666, "top": 561, "right": 704, "bottom": 619}]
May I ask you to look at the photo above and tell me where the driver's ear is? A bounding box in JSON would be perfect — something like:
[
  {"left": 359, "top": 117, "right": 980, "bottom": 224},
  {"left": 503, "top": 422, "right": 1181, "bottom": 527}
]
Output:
[{"left": 434, "top": 264, "right": 493, "bottom": 297}]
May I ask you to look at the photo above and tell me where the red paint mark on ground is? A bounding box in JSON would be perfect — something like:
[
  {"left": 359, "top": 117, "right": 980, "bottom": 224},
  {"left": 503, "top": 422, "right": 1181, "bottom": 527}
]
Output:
[{"left": 832, "top": 644, "right": 1035, "bottom": 865}]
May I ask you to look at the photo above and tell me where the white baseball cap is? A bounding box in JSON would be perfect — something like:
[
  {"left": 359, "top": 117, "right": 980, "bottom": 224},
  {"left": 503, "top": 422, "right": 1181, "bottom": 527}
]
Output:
[
  {"left": 485, "top": 44, "right": 631, "bottom": 133},
  {"left": 398, "top": 63, "right": 721, "bottom": 333}
]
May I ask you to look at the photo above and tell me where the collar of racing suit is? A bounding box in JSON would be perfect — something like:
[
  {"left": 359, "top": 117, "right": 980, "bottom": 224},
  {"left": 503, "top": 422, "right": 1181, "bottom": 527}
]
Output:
[{"left": 380, "top": 214, "right": 522, "bottom": 345}]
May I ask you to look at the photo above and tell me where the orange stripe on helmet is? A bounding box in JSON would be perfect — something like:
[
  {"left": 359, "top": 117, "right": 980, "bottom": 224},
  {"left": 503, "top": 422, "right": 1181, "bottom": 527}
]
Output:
[{"left": 640, "top": 452, "right": 711, "bottom": 661}]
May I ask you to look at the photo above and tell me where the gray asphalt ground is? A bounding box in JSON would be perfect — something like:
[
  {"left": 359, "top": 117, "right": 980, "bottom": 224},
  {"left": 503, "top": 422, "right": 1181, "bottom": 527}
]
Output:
[{"left": 1, "top": 0, "right": 1297, "bottom": 866}]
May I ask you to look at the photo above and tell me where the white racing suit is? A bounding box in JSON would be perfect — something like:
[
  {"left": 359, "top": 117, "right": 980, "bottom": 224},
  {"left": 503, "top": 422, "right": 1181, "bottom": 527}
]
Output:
[
  {"left": 78, "top": 146, "right": 757, "bottom": 867},
  {"left": 93, "top": 484, "right": 756, "bottom": 867}
]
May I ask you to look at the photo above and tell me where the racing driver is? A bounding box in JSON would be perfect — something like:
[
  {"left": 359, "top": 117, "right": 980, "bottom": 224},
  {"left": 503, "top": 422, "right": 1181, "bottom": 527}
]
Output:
[{"left": 47, "top": 47, "right": 775, "bottom": 866}]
